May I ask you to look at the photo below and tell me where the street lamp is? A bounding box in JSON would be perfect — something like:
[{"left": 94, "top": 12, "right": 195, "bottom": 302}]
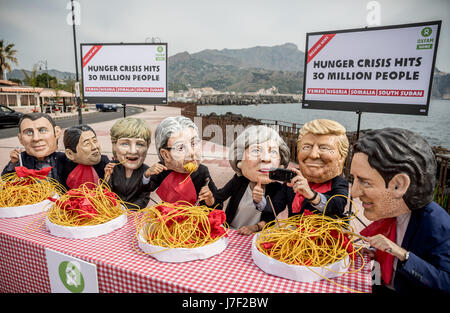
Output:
[{"left": 37, "top": 60, "right": 50, "bottom": 88}]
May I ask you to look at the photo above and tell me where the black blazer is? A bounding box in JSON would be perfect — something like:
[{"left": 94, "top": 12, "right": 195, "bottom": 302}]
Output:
[
  {"left": 107, "top": 163, "right": 151, "bottom": 210},
  {"left": 214, "top": 174, "right": 283, "bottom": 225},
  {"left": 2, "top": 151, "right": 67, "bottom": 186},
  {"left": 266, "top": 175, "right": 349, "bottom": 219},
  {"left": 148, "top": 163, "right": 222, "bottom": 209},
  {"left": 393, "top": 201, "right": 450, "bottom": 294}
]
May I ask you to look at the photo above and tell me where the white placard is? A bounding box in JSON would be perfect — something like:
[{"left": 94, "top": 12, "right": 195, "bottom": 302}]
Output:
[
  {"left": 303, "top": 21, "right": 441, "bottom": 115},
  {"left": 81, "top": 43, "right": 167, "bottom": 104},
  {"left": 45, "top": 248, "right": 98, "bottom": 293},
  {"left": 74, "top": 81, "right": 80, "bottom": 97}
]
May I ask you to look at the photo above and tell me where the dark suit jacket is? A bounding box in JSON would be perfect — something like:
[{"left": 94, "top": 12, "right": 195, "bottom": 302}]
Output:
[
  {"left": 394, "top": 201, "right": 450, "bottom": 294},
  {"left": 265, "top": 175, "right": 349, "bottom": 219},
  {"left": 107, "top": 163, "right": 151, "bottom": 210},
  {"left": 214, "top": 174, "right": 283, "bottom": 225},
  {"left": 1, "top": 151, "right": 67, "bottom": 186}
]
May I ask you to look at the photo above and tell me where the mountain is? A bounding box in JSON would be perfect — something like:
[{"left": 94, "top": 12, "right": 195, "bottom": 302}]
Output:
[
  {"left": 7, "top": 69, "right": 76, "bottom": 81},
  {"left": 168, "top": 45, "right": 450, "bottom": 97},
  {"left": 168, "top": 43, "right": 305, "bottom": 93},
  {"left": 432, "top": 67, "right": 450, "bottom": 99},
  {"left": 168, "top": 51, "right": 303, "bottom": 93},
  {"left": 191, "top": 42, "right": 305, "bottom": 72},
  {"left": 6, "top": 43, "right": 450, "bottom": 98}
]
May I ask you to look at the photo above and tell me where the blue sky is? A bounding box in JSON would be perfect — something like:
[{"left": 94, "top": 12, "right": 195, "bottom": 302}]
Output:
[{"left": 1, "top": 0, "right": 449, "bottom": 73}]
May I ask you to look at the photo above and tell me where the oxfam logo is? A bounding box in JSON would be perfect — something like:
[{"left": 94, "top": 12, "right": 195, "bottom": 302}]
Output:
[
  {"left": 157, "top": 46, "right": 164, "bottom": 53},
  {"left": 421, "top": 27, "right": 432, "bottom": 37},
  {"left": 58, "top": 261, "right": 85, "bottom": 293}
]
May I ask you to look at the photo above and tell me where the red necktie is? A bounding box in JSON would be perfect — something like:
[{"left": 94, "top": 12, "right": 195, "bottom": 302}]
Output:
[
  {"left": 15, "top": 166, "right": 52, "bottom": 179},
  {"left": 156, "top": 171, "right": 197, "bottom": 205},
  {"left": 291, "top": 181, "right": 332, "bottom": 213},
  {"left": 360, "top": 217, "right": 397, "bottom": 285},
  {"left": 66, "top": 164, "right": 100, "bottom": 190}
]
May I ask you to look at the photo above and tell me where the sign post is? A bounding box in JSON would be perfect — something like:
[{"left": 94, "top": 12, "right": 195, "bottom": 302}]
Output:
[
  {"left": 302, "top": 21, "right": 441, "bottom": 117},
  {"left": 302, "top": 21, "right": 441, "bottom": 218}
]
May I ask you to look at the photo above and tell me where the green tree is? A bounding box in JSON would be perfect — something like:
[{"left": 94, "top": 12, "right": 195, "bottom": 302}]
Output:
[
  {"left": 37, "top": 72, "right": 57, "bottom": 88},
  {"left": 0, "top": 40, "right": 18, "bottom": 80},
  {"left": 22, "top": 65, "right": 38, "bottom": 87}
]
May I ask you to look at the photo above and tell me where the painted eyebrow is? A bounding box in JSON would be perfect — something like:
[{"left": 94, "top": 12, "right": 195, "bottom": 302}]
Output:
[
  {"left": 356, "top": 175, "right": 372, "bottom": 182},
  {"left": 83, "top": 136, "right": 96, "bottom": 143}
]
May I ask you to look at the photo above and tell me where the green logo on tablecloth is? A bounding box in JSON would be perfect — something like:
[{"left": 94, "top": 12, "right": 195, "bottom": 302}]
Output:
[{"left": 58, "top": 261, "right": 85, "bottom": 293}]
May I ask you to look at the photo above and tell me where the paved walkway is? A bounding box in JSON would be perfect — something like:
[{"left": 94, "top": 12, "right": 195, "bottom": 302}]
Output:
[{"left": 0, "top": 104, "right": 370, "bottom": 231}]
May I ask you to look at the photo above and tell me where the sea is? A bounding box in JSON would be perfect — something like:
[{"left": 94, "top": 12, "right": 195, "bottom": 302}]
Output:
[{"left": 197, "top": 99, "right": 450, "bottom": 150}]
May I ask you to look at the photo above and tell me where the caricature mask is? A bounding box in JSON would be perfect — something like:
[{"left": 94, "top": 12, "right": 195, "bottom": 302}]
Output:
[
  {"left": 155, "top": 116, "right": 202, "bottom": 174},
  {"left": 229, "top": 125, "right": 290, "bottom": 185},
  {"left": 351, "top": 127, "right": 436, "bottom": 217},
  {"left": 64, "top": 125, "right": 102, "bottom": 166},
  {"left": 18, "top": 114, "right": 61, "bottom": 161},
  {"left": 110, "top": 117, "right": 152, "bottom": 170},
  {"left": 239, "top": 139, "right": 281, "bottom": 185},
  {"left": 159, "top": 127, "right": 202, "bottom": 173},
  {"left": 297, "top": 119, "right": 348, "bottom": 184}
]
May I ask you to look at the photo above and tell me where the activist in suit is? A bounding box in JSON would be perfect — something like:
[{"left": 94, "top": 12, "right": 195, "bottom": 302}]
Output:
[
  {"left": 2, "top": 113, "right": 66, "bottom": 184},
  {"left": 351, "top": 128, "right": 450, "bottom": 294}
]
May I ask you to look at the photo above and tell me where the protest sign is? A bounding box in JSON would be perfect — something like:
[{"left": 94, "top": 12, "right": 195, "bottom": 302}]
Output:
[
  {"left": 81, "top": 43, "right": 167, "bottom": 104},
  {"left": 302, "top": 21, "right": 441, "bottom": 115}
]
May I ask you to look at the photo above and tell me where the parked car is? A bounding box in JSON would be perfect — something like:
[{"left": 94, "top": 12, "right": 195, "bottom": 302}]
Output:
[
  {"left": 0, "top": 105, "right": 23, "bottom": 127},
  {"left": 96, "top": 103, "right": 118, "bottom": 112}
]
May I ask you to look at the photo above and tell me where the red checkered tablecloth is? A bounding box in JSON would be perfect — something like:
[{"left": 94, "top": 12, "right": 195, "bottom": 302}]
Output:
[{"left": 0, "top": 212, "right": 372, "bottom": 293}]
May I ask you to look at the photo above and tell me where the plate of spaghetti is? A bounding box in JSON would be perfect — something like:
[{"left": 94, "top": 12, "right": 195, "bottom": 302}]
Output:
[
  {"left": 252, "top": 209, "right": 365, "bottom": 284},
  {"left": 45, "top": 182, "right": 128, "bottom": 239},
  {"left": 0, "top": 167, "right": 65, "bottom": 218},
  {"left": 135, "top": 201, "right": 229, "bottom": 262}
]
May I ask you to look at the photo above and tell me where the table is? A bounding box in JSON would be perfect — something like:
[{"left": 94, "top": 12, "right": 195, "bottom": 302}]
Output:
[{"left": 0, "top": 212, "right": 372, "bottom": 293}]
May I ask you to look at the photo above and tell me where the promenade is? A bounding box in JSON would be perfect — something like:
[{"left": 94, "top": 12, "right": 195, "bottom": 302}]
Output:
[{"left": 0, "top": 105, "right": 370, "bottom": 231}]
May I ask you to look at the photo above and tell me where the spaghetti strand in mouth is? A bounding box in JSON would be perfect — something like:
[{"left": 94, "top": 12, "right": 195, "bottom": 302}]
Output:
[{"left": 179, "top": 161, "right": 198, "bottom": 184}]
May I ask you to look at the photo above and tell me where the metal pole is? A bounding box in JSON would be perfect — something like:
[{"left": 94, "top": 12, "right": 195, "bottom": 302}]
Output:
[
  {"left": 45, "top": 60, "right": 49, "bottom": 88},
  {"left": 356, "top": 110, "right": 362, "bottom": 140},
  {"left": 347, "top": 110, "right": 365, "bottom": 225},
  {"left": 123, "top": 103, "right": 126, "bottom": 118},
  {"left": 71, "top": 0, "right": 82, "bottom": 125}
]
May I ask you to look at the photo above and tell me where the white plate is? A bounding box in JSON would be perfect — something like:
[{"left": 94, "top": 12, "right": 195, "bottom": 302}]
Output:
[
  {"left": 251, "top": 233, "right": 350, "bottom": 283},
  {"left": 0, "top": 197, "right": 57, "bottom": 218},
  {"left": 137, "top": 224, "right": 228, "bottom": 263},
  {"left": 45, "top": 206, "right": 127, "bottom": 239}
]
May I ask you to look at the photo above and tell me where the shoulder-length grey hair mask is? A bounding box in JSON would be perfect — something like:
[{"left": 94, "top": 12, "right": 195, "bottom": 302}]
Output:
[
  {"left": 154, "top": 116, "right": 199, "bottom": 162},
  {"left": 229, "top": 125, "right": 290, "bottom": 176}
]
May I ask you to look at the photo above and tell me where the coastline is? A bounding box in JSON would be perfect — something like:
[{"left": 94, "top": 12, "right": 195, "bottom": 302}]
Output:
[{"left": 197, "top": 93, "right": 302, "bottom": 105}]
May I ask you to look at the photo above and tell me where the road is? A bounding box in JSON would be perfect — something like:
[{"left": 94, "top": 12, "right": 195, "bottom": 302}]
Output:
[{"left": 0, "top": 106, "right": 145, "bottom": 139}]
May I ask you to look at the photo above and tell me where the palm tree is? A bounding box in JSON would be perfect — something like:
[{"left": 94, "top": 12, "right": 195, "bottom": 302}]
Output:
[
  {"left": 22, "top": 65, "right": 38, "bottom": 87},
  {"left": 0, "top": 40, "right": 19, "bottom": 80}
]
